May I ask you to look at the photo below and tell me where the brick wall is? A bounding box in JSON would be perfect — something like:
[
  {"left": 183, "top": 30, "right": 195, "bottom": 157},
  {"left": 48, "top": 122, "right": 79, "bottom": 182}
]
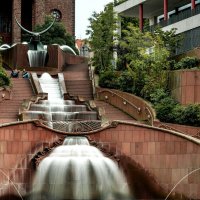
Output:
[
  {"left": 11, "top": 0, "right": 75, "bottom": 42},
  {"left": 88, "top": 122, "right": 200, "bottom": 199},
  {"left": 12, "top": 0, "right": 21, "bottom": 43},
  {"left": 33, "top": 0, "right": 45, "bottom": 26},
  {"left": 0, "top": 122, "right": 62, "bottom": 197},
  {"left": 169, "top": 69, "right": 200, "bottom": 105},
  {"left": 0, "top": 121, "right": 199, "bottom": 199},
  {"left": 44, "top": 0, "right": 75, "bottom": 35}
]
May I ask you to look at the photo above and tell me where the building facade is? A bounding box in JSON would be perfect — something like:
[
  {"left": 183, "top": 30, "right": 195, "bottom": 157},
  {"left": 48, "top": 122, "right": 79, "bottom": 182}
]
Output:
[
  {"left": 115, "top": 0, "right": 200, "bottom": 55},
  {"left": 0, "top": 0, "right": 75, "bottom": 44}
]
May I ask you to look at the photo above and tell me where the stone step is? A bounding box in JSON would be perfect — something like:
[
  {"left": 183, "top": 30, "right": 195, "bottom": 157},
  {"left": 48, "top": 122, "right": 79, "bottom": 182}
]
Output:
[
  {"left": 94, "top": 100, "right": 136, "bottom": 122},
  {"left": 0, "top": 78, "right": 34, "bottom": 121},
  {"left": 64, "top": 63, "right": 89, "bottom": 71},
  {"left": 30, "top": 104, "right": 87, "bottom": 112},
  {"left": 22, "top": 111, "right": 98, "bottom": 121},
  {"left": 63, "top": 71, "right": 89, "bottom": 80},
  {"left": 65, "top": 80, "right": 93, "bottom": 100},
  {"left": 38, "top": 99, "right": 76, "bottom": 105}
]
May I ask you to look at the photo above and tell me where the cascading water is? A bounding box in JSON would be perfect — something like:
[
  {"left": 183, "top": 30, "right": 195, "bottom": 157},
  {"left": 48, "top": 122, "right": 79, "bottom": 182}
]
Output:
[
  {"left": 29, "top": 137, "right": 133, "bottom": 200},
  {"left": 28, "top": 50, "right": 47, "bottom": 67},
  {"left": 39, "top": 73, "right": 63, "bottom": 100},
  {"left": 33, "top": 73, "right": 98, "bottom": 131},
  {"left": 37, "top": 73, "right": 64, "bottom": 128}
]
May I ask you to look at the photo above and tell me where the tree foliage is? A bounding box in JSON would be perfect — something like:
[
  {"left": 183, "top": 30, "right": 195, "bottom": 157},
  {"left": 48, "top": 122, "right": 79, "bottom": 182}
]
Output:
[
  {"left": 151, "top": 89, "right": 200, "bottom": 126},
  {"left": 120, "top": 23, "right": 170, "bottom": 99},
  {"left": 0, "top": 66, "right": 10, "bottom": 87},
  {"left": 154, "top": 26, "right": 183, "bottom": 55},
  {"left": 172, "top": 56, "right": 200, "bottom": 70},
  {"left": 86, "top": 3, "right": 118, "bottom": 73}
]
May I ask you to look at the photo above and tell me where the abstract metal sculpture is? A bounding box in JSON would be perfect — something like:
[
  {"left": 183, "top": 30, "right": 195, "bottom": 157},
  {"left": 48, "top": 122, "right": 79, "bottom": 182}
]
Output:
[
  {"left": 15, "top": 16, "right": 56, "bottom": 67},
  {"left": 15, "top": 16, "right": 56, "bottom": 50}
]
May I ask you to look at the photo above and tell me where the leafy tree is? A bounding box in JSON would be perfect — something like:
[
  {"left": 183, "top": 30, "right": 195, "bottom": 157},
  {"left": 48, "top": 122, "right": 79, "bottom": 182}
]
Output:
[
  {"left": 173, "top": 56, "right": 200, "bottom": 70},
  {"left": 86, "top": 3, "right": 118, "bottom": 74},
  {"left": 0, "top": 62, "right": 11, "bottom": 87},
  {"left": 0, "top": 36, "right": 10, "bottom": 87},
  {"left": 115, "top": 15, "right": 140, "bottom": 71},
  {"left": 118, "top": 70, "right": 135, "bottom": 93},
  {"left": 0, "top": 70, "right": 10, "bottom": 87},
  {"left": 120, "top": 23, "right": 170, "bottom": 99},
  {"left": 154, "top": 26, "right": 183, "bottom": 56},
  {"left": 99, "top": 70, "right": 120, "bottom": 89},
  {"left": 22, "top": 16, "right": 78, "bottom": 54}
]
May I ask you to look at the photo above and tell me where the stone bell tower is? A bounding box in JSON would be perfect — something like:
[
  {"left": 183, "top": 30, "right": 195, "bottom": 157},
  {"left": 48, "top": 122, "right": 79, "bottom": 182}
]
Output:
[{"left": 0, "top": 0, "right": 75, "bottom": 44}]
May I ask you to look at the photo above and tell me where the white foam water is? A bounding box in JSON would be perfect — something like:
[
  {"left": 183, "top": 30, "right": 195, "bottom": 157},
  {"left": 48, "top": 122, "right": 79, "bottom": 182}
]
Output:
[{"left": 29, "top": 137, "right": 132, "bottom": 200}]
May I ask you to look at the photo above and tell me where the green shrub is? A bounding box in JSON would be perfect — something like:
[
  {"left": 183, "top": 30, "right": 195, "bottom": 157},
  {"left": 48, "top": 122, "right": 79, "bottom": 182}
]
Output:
[
  {"left": 172, "top": 104, "right": 186, "bottom": 124},
  {"left": 150, "top": 88, "right": 169, "bottom": 105},
  {"left": 0, "top": 71, "right": 10, "bottom": 87},
  {"left": 152, "top": 90, "right": 200, "bottom": 126},
  {"left": 154, "top": 96, "right": 177, "bottom": 123},
  {"left": 99, "top": 70, "right": 120, "bottom": 89},
  {"left": 118, "top": 70, "right": 135, "bottom": 93},
  {"left": 175, "top": 104, "right": 200, "bottom": 126},
  {"left": 173, "top": 57, "right": 200, "bottom": 70}
]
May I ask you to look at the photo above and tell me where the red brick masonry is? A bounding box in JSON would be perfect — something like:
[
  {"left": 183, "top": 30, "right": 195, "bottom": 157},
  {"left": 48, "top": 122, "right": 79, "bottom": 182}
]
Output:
[
  {"left": 0, "top": 120, "right": 199, "bottom": 199},
  {"left": 169, "top": 69, "right": 200, "bottom": 105}
]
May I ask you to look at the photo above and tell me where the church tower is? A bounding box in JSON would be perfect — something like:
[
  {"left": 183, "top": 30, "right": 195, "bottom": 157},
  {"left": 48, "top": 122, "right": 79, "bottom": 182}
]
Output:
[{"left": 0, "top": 0, "right": 75, "bottom": 44}]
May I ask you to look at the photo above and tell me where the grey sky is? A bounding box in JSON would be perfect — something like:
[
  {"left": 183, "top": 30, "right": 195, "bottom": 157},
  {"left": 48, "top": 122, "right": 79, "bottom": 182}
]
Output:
[{"left": 75, "top": 0, "right": 112, "bottom": 39}]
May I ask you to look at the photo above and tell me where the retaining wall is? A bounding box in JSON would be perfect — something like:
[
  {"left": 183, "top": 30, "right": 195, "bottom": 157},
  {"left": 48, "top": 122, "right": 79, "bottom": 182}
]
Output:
[{"left": 0, "top": 121, "right": 199, "bottom": 199}]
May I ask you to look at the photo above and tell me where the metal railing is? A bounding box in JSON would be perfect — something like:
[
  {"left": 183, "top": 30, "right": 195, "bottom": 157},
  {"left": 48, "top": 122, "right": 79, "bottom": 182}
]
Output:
[
  {"left": 145, "top": 19, "right": 200, "bottom": 55},
  {"left": 146, "top": 4, "right": 200, "bottom": 32}
]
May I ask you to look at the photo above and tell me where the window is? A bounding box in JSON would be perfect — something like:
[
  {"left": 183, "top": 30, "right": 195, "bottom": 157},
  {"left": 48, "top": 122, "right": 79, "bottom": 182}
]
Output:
[{"left": 51, "top": 9, "right": 62, "bottom": 21}]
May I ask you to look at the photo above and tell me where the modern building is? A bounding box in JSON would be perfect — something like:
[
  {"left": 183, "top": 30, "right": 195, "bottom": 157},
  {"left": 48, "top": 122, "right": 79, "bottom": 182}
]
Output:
[
  {"left": 114, "top": 0, "right": 200, "bottom": 55},
  {"left": 0, "top": 0, "right": 75, "bottom": 44}
]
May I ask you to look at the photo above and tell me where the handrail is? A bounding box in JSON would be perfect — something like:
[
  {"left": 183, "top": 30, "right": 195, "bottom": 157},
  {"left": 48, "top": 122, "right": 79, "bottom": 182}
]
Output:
[
  {"left": 144, "top": 106, "right": 154, "bottom": 126},
  {"left": 96, "top": 87, "right": 156, "bottom": 125},
  {"left": 146, "top": 4, "right": 200, "bottom": 31}
]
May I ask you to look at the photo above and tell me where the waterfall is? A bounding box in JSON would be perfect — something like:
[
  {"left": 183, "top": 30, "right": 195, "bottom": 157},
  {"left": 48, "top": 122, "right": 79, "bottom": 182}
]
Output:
[
  {"left": 28, "top": 50, "right": 47, "bottom": 67},
  {"left": 29, "top": 137, "right": 133, "bottom": 200}
]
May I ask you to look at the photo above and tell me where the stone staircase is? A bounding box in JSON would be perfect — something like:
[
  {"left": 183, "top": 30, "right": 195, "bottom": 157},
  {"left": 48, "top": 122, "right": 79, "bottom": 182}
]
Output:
[
  {"left": 63, "top": 64, "right": 93, "bottom": 100},
  {"left": 94, "top": 100, "right": 136, "bottom": 122},
  {"left": 18, "top": 73, "right": 102, "bottom": 133},
  {"left": 0, "top": 68, "right": 137, "bottom": 125},
  {"left": 0, "top": 78, "right": 34, "bottom": 123}
]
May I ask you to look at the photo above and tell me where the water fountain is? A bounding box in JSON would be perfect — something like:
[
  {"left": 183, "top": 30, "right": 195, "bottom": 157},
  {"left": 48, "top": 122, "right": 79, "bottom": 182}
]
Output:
[
  {"left": 29, "top": 136, "right": 133, "bottom": 200},
  {"left": 0, "top": 16, "right": 77, "bottom": 68},
  {"left": 20, "top": 72, "right": 100, "bottom": 132},
  {"left": 15, "top": 16, "right": 55, "bottom": 67},
  {"left": 0, "top": 16, "right": 133, "bottom": 200}
]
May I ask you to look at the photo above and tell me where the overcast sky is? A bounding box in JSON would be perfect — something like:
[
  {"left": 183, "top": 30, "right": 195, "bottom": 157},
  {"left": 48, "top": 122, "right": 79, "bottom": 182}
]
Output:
[{"left": 75, "top": 0, "right": 112, "bottom": 39}]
